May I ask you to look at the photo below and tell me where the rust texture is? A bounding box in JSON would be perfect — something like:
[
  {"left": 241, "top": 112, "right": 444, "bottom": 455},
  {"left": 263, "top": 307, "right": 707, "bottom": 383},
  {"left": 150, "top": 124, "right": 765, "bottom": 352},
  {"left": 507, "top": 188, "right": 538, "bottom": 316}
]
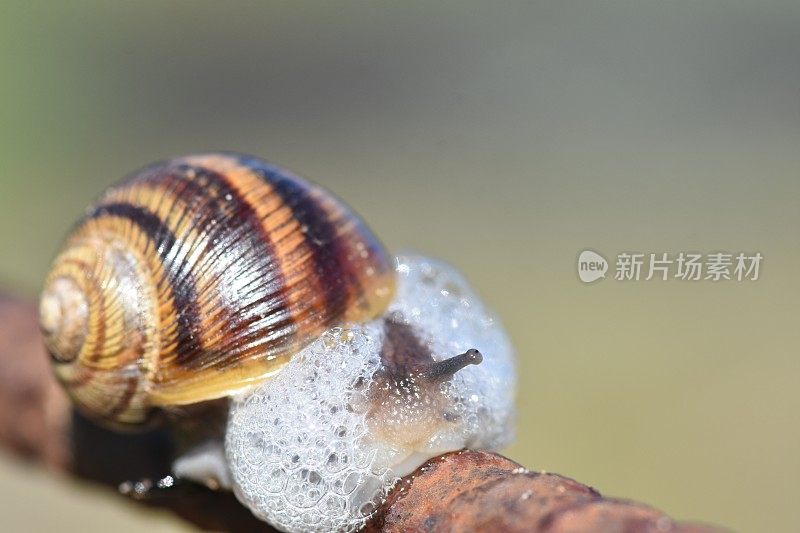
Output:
[
  {"left": 366, "top": 451, "right": 724, "bottom": 533},
  {"left": 0, "top": 293, "right": 726, "bottom": 532}
]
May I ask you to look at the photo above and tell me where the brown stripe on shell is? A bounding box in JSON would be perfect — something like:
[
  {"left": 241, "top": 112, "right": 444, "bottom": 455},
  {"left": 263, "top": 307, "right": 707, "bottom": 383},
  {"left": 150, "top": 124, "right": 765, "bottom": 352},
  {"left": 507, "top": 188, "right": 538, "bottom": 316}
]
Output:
[
  {"left": 98, "top": 176, "right": 209, "bottom": 378},
  {"left": 69, "top": 216, "right": 166, "bottom": 374},
  {"left": 181, "top": 154, "right": 330, "bottom": 358},
  {"left": 174, "top": 163, "right": 295, "bottom": 366},
  {"left": 234, "top": 155, "right": 359, "bottom": 327},
  {"left": 120, "top": 163, "right": 296, "bottom": 371},
  {"left": 86, "top": 201, "right": 205, "bottom": 370},
  {"left": 105, "top": 375, "right": 140, "bottom": 420},
  {"left": 307, "top": 186, "right": 374, "bottom": 317},
  {"left": 235, "top": 155, "right": 395, "bottom": 322}
]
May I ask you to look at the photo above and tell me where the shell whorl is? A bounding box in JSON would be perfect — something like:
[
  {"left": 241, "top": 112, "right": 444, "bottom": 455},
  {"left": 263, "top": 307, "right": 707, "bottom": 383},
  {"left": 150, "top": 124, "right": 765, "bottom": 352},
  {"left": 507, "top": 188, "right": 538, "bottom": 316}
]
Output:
[{"left": 41, "top": 153, "right": 396, "bottom": 426}]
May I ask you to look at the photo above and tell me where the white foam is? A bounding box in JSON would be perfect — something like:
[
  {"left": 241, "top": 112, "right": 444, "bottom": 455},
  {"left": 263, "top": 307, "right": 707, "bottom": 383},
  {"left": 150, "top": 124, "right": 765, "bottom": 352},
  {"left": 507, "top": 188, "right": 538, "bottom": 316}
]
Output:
[
  {"left": 225, "top": 252, "right": 517, "bottom": 532},
  {"left": 388, "top": 252, "right": 517, "bottom": 453}
]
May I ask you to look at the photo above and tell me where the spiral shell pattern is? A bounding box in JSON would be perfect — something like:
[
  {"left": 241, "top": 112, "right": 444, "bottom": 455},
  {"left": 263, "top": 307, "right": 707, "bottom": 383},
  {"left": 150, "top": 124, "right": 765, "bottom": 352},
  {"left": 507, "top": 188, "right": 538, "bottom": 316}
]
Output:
[{"left": 41, "top": 153, "right": 395, "bottom": 426}]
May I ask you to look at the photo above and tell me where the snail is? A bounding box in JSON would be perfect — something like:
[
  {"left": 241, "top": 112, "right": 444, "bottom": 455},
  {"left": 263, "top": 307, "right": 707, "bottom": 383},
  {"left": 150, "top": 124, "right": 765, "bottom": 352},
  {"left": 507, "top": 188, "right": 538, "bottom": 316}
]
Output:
[{"left": 40, "top": 153, "right": 516, "bottom": 533}]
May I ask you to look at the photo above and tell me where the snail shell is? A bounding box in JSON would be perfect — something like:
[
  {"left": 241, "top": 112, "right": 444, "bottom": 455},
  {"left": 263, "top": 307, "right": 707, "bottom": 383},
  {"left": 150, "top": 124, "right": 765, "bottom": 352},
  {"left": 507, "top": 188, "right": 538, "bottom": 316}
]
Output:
[{"left": 40, "top": 153, "right": 395, "bottom": 427}]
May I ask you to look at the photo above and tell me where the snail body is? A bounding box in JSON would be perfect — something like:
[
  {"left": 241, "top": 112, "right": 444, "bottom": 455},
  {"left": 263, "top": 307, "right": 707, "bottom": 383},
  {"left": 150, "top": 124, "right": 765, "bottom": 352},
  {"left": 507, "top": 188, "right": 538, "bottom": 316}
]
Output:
[
  {"left": 226, "top": 253, "right": 516, "bottom": 533},
  {"left": 40, "top": 153, "right": 395, "bottom": 427}
]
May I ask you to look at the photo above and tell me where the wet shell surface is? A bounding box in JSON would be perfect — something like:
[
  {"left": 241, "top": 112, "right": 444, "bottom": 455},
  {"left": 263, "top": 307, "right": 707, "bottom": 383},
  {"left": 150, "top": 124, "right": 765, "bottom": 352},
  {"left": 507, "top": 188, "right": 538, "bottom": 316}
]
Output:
[
  {"left": 40, "top": 153, "right": 395, "bottom": 426},
  {"left": 226, "top": 252, "right": 517, "bottom": 533}
]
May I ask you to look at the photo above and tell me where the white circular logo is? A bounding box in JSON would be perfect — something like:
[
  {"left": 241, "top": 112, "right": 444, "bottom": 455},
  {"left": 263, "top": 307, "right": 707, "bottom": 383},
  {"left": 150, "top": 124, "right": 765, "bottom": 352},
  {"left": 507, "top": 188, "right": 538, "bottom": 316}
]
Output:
[{"left": 577, "top": 250, "right": 608, "bottom": 283}]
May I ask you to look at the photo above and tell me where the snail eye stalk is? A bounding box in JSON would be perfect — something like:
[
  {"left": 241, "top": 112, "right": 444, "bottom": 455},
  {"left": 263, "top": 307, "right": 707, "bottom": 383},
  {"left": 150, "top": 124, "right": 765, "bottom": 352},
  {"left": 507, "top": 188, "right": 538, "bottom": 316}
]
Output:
[{"left": 419, "top": 349, "right": 483, "bottom": 384}]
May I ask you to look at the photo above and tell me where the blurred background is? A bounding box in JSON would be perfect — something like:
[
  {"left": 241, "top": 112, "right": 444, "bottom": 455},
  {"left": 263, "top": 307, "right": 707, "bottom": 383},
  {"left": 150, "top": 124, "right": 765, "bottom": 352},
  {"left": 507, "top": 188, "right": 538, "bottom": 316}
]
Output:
[{"left": 1, "top": 1, "right": 799, "bottom": 532}]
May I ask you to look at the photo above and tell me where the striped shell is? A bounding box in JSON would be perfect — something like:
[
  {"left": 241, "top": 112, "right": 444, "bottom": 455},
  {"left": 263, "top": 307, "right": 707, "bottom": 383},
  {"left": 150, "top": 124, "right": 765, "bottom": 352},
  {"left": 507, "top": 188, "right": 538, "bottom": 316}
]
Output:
[{"left": 40, "top": 153, "right": 396, "bottom": 427}]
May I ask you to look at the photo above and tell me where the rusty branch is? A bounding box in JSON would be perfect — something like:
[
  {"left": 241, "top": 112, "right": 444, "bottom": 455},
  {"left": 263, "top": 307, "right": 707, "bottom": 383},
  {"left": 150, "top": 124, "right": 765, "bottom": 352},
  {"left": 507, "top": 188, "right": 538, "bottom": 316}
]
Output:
[{"left": 0, "top": 293, "right": 725, "bottom": 532}]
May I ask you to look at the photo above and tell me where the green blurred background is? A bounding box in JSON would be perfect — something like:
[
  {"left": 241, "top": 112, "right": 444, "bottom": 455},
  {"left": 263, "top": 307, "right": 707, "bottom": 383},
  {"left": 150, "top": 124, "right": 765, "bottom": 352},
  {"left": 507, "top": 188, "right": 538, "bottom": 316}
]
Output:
[{"left": 1, "top": 1, "right": 799, "bottom": 532}]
